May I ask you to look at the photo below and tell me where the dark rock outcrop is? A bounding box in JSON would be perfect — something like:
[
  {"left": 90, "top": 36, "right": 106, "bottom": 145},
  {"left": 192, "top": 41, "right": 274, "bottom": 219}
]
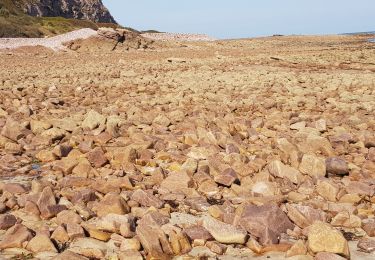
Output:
[{"left": 16, "top": 0, "right": 116, "bottom": 23}]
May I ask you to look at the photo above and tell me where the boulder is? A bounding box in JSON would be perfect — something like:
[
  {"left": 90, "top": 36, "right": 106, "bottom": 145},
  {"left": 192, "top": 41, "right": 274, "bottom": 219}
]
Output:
[
  {"left": 286, "top": 204, "right": 326, "bottom": 228},
  {"left": 286, "top": 240, "right": 307, "bottom": 257},
  {"left": 0, "top": 107, "right": 8, "bottom": 117},
  {"left": 307, "top": 221, "right": 349, "bottom": 257},
  {"left": 316, "top": 179, "right": 339, "bottom": 202},
  {"left": 239, "top": 204, "right": 294, "bottom": 245},
  {"left": 160, "top": 171, "right": 193, "bottom": 192},
  {"left": 299, "top": 154, "right": 326, "bottom": 178},
  {"left": 86, "top": 147, "right": 108, "bottom": 168},
  {"left": 98, "top": 28, "right": 124, "bottom": 41},
  {"left": 40, "top": 127, "right": 66, "bottom": 142},
  {"left": 331, "top": 211, "right": 361, "bottom": 228},
  {"left": 1, "top": 118, "right": 24, "bottom": 141},
  {"left": 136, "top": 212, "right": 173, "bottom": 258},
  {"left": 326, "top": 157, "right": 349, "bottom": 175},
  {"left": 0, "top": 214, "right": 17, "bottom": 230},
  {"left": 184, "top": 225, "right": 213, "bottom": 241},
  {"left": 53, "top": 157, "right": 79, "bottom": 174},
  {"left": 131, "top": 189, "right": 164, "bottom": 208},
  {"left": 363, "top": 220, "right": 375, "bottom": 237},
  {"left": 54, "top": 251, "right": 89, "bottom": 260},
  {"left": 357, "top": 237, "right": 375, "bottom": 253},
  {"left": 202, "top": 216, "right": 247, "bottom": 244},
  {"left": 69, "top": 238, "right": 107, "bottom": 259},
  {"left": 93, "top": 193, "right": 129, "bottom": 217},
  {"left": 214, "top": 168, "right": 238, "bottom": 187},
  {"left": 82, "top": 110, "right": 106, "bottom": 131},
  {"left": 30, "top": 120, "right": 52, "bottom": 135},
  {"left": 56, "top": 210, "right": 82, "bottom": 225},
  {"left": 26, "top": 234, "right": 57, "bottom": 253},
  {"left": 36, "top": 150, "right": 57, "bottom": 162},
  {"left": 51, "top": 226, "right": 70, "bottom": 244},
  {"left": 0, "top": 224, "right": 33, "bottom": 249},
  {"left": 67, "top": 223, "right": 85, "bottom": 240},
  {"left": 3, "top": 183, "right": 29, "bottom": 194},
  {"left": 118, "top": 250, "right": 143, "bottom": 260},
  {"left": 120, "top": 238, "right": 141, "bottom": 251},
  {"left": 37, "top": 186, "right": 57, "bottom": 219},
  {"left": 268, "top": 160, "right": 303, "bottom": 184}
]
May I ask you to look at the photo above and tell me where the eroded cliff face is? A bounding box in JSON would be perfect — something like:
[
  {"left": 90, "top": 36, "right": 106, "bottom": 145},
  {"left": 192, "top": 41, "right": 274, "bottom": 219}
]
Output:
[{"left": 17, "top": 0, "right": 116, "bottom": 23}]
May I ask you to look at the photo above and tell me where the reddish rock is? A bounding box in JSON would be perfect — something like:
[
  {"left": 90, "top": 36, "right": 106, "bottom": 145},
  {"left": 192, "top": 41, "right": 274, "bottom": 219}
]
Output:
[
  {"left": 0, "top": 224, "right": 33, "bottom": 249},
  {"left": 112, "top": 147, "right": 138, "bottom": 165},
  {"left": 131, "top": 189, "right": 164, "bottom": 208},
  {"left": 118, "top": 250, "right": 143, "bottom": 260},
  {"left": 138, "top": 149, "right": 154, "bottom": 161},
  {"left": 206, "top": 240, "right": 227, "bottom": 255},
  {"left": 56, "top": 210, "right": 82, "bottom": 225},
  {"left": 78, "top": 140, "right": 94, "bottom": 153},
  {"left": 37, "top": 186, "right": 57, "bottom": 219},
  {"left": 357, "top": 237, "right": 375, "bottom": 253},
  {"left": 54, "top": 250, "right": 89, "bottom": 260},
  {"left": 3, "top": 183, "right": 29, "bottom": 194},
  {"left": 0, "top": 202, "right": 6, "bottom": 213},
  {"left": 53, "top": 144, "right": 73, "bottom": 158},
  {"left": 72, "top": 161, "right": 93, "bottom": 178},
  {"left": 51, "top": 225, "right": 70, "bottom": 244},
  {"left": 1, "top": 118, "right": 24, "bottom": 142},
  {"left": 53, "top": 157, "right": 79, "bottom": 174},
  {"left": 225, "top": 143, "right": 240, "bottom": 154},
  {"left": 184, "top": 225, "right": 213, "bottom": 241},
  {"left": 59, "top": 177, "right": 94, "bottom": 188},
  {"left": 160, "top": 171, "right": 194, "bottom": 192},
  {"left": 71, "top": 188, "right": 97, "bottom": 204},
  {"left": 36, "top": 150, "right": 57, "bottom": 162},
  {"left": 286, "top": 204, "right": 327, "bottom": 228},
  {"left": 368, "top": 147, "right": 375, "bottom": 162},
  {"left": 326, "top": 157, "right": 349, "bottom": 175},
  {"left": 365, "top": 135, "right": 375, "bottom": 148},
  {"left": 67, "top": 223, "right": 85, "bottom": 240},
  {"left": 345, "top": 181, "right": 374, "bottom": 196},
  {"left": 240, "top": 204, "right": 294, "bottom": 245},
  {"left": 185, "top": 197, "right": 210, "bottom": 212},
  {"left": 24, "top": 200, "right": 41, "bottom": 216},
  {"left": 363, "top": 221, "right": 375, "bottom": 237},
  {"left": 94, "top": 192, "right": 129, "bottom": 217},
  {"left": 86, "top": 147, "right": 108, "bottom": 168},
  {"left": 26, "top": 234, "right": 57, "bottom": 253},
  {"left": 0, "top": 214, "right": 17, "bottom": 230},
  {"left": 214, "top": 168, "right": 238, "bottom": 187},
  {"left": 90, "top": 179, "right": 121, "bottom": 194},
  {"left": 136, "top": 213, "right": 173, "bottom": 258}
]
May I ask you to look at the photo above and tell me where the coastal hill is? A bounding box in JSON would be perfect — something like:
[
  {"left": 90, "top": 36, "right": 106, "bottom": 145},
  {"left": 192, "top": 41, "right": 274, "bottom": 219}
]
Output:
[
  {"left": 15, "top": 0, "right": 116, "bottom": 23},
  {"left": 0, "top": 0, "right": 117, "bottom": 37}
]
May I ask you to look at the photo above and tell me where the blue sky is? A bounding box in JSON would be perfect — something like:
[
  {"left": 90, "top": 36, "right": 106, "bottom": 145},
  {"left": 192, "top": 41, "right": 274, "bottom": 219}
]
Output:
[{"left": 103, "top": 0, "right": 375, "bottom": 39}]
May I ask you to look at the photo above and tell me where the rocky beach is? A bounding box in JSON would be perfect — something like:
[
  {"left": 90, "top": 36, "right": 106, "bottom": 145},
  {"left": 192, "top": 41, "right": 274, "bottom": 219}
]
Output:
[{"left": 0, "top": 30, "right": 374, "bottom": 259}]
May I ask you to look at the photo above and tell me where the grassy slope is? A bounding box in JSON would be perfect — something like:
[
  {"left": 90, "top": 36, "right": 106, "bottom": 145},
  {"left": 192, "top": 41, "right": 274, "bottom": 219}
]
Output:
[{"left": 0, "top": 0, "right": 120, "bottom": 37}]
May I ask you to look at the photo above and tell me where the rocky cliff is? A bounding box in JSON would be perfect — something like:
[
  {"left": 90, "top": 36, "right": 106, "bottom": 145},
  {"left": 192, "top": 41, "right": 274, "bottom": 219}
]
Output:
[{"left": 16, "top": 0, "right": 116, "bottom": 23}]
